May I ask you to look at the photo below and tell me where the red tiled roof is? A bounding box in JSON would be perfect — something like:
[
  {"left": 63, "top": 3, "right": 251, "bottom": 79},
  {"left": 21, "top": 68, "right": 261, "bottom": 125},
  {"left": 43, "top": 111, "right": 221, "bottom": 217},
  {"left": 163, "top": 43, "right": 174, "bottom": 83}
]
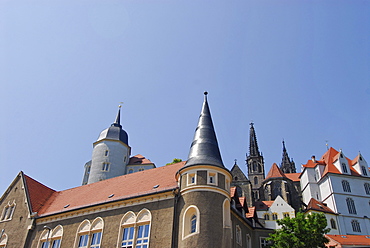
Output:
[
  {"left": 305, "top": 198, "right": 335, "bottom": 214},
  {"left": 230, "top": 187, "right": 236, "bottom": 198},
  {"left": 254, "top": 201, "right": 273, "bottom": 211},
  {"left": 326, "top": 234, "right": 370, "bottom": 246},
  {"left": 265, "top": 163, "right": 285, "bottom": 180},
  {"left": 37, "top": 162, "right": 185, "bottom": 217},
  {"left": 23, "top": 174, "right": 56, "bottom": 214},
  {"left": 285, "top": 173, "right": 301, "bottom": 182},
  {"left": 128, "top": 154, "right": 154, "bottom": 165}
]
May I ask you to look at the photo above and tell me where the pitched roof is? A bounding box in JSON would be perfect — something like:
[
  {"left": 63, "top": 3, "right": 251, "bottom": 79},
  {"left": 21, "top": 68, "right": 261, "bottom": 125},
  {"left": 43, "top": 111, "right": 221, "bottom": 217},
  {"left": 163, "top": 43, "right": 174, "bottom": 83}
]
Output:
[
  {"left": 254, "top": 201, "right": 274, "bottom": 211},
  {"left": 305, "top": 198, "right": 335, "bottom": 214},
  {"left": 265, "top": 163, "right": 285, "bottom": 180},
  {"left": 326, "top": 234, "right": 370, "bottom": 246},
  {"left": 285, "top": 173, "right": 300, "bottom": 182},
  {"left": 128, "top": 154, "right": 154, "bottom": 165},
  {"left": 37, "top": 162, "right": 185, "bottom": 217},
  {"left": 246, "top": 206, "right": 255, "bottom": 218},
  {"left": 23, "top": 174, "right": 56, "bottom": 214}
]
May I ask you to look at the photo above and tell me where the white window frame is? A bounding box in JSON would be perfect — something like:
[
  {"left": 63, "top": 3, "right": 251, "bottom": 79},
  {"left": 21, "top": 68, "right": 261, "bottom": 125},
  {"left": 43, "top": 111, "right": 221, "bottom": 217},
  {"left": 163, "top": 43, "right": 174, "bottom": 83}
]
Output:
[
  {"left": 75, "top": 218, "right": 103, "bottom": 248},
  {"left": 38, "top": 225, "right": 63, "bottom": 248},
  {"left": 187, "top": 173, "right": 196, "bottom": 186},
  {"left": 208, "top": 171, "right": 218, "bottom": 185},
  {"left": 182, "top": 205, "right": 200, "bottom": 239}
]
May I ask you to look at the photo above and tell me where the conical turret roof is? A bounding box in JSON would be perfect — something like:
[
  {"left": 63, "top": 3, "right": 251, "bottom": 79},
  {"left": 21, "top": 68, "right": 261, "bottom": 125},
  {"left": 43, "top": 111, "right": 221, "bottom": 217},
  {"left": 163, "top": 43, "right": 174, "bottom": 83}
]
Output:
[{"left": 184, "top": 92, "right": 224, "bottom": 168}]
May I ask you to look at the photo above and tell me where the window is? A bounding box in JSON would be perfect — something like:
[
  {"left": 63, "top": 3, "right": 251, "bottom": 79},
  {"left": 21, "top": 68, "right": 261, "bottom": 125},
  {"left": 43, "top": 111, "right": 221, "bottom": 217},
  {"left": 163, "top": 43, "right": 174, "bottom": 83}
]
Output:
[
  {"left": 128, "top": 169, "right": 134, "bottom": 174},
  {"left": 365, "top": 183, "right": 370, "bottom": 195},
  {"left": 208, "top": 171, "right": 217, "bottom": 185},
  {"left": 272, "top": 213, "right": 278, "bottom": 220},
  {"left": 187, "top": 173, "right": 196, "bottom": 185},
  {"left": 362, "top": 166, "right": 368, "bottom": 176},
  {"left": 264, "top": 213, "right": 270, "bottom": 220},
  {"left": 182, "top": 205, "right": 199, "bottom": 239},
  {"left": 351, "top": 220, "right": 361, "bottom": 232},
  {"left": 330, "top": 219, "right": 337, "bottom": 229},
  {"left": 120, "top": 209, "right": 152, "bottom": 248},
  {"left": 342, "top": 180, "right": 351, "bottom": 192},
  {"left": 104, "top": 150, "right": 109, "bottom": 156},
  {"left": 1, "top": 201, "right": 16, "bottom": 221},
  {"left": 223, "top": 199, "right": 231, "bottom": 228},
  {"left": 346, "top": 198, "right": 357, "bottom": 214},
  {"left": 260, "top": 237, "right": 271, "bottom": 248},
  {"left": 253, "top": 162, "right": 257, "bottom": 171},
  {"left": 102, "top": 163, "right": 109, "bottom": 171},
  {"left": 236, "top": 225, "right": 242, "bottom": 245},
  {"left": 246, "top": 234, "right": 251, "bottom": 248},
  {"left": 76, "top": 218, "right": 103, "bottom": 248},
  {"left": 0, "top": 232, "right": 7, "bottom": 248},
  {"left": 38, "top": 225, "right": 63, "bottom": 248},
  {"left": 342, "top": 163, "right": 348, "bottom": 173},
  {"left": 283, "top": 212, "right": 290, "bottom": 218},
  {"left": 254, "top": 177, "right": 258, "bottom": 185}
]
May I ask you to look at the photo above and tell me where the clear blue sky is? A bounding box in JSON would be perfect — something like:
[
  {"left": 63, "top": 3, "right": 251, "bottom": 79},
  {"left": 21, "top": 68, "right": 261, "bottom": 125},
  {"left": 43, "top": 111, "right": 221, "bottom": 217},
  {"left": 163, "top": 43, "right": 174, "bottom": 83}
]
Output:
[{"left": 0, "top": 0, "right": 369, "bottom": 194}]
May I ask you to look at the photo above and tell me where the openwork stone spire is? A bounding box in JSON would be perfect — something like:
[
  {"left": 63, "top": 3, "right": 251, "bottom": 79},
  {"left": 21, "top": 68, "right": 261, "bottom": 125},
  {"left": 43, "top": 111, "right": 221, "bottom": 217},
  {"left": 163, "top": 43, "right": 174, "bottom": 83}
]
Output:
[
  {"left": 249, "top": 122, "right": 260, "bottom": 157},
  {"left": 185, "top": 92, "right": 224, "bottom": 168}
]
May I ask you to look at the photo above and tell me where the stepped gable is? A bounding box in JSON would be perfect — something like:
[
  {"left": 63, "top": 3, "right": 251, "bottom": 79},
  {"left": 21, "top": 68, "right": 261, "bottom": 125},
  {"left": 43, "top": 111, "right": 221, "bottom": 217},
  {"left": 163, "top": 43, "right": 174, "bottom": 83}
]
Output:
[
  {"left": 37, "top": 161, "right": 185, "bottom": 217},
  {"left": 265, "top": 163, "right": 285, "bottom": 180},
  {"left": 23, "top": 174, "right": 56, "bottom": 214},
  {"left": 305, "top": 198, "right": 335, "bottom": 214}
]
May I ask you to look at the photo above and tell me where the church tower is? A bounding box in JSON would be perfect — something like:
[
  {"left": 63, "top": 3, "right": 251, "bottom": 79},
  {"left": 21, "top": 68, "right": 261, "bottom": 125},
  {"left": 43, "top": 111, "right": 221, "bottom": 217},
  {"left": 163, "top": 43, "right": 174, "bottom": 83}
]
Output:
[
  {"left": 280, "top": 140, "right": 296, "bottom": 173},
  {"left": 246, "top": 123, "right": 265, "bottom": 202},
  {"left": 82, "top": 106, "right": 131, "bottom": 184},
  {"left": 176, "top": 92, "right": 232, "bottom": 248}
]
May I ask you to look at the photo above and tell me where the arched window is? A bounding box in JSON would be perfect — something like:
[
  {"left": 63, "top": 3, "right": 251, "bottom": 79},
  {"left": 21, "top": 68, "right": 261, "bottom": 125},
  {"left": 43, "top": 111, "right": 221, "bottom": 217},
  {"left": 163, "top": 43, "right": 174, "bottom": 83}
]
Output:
[
  {"left": 236, "top": 225, "right": 242, "bottom": 245},
  {"left": 246, "top": 234, "right": 251, "bottom": 248},
  {"left": 330, "top": 219, "right": 337, "bottom": 229},
  {"left": 361, "top": 166, "right": 368, "bottom": 176},
  {"left": 39, "top": 225, "right": 63, "bottom": 248},
  {"left": 120, "top": 209, "right": 152, "bottom": 248},
  {"left": 254, "top": 177, "right": 258, "bottom": 185},
  {"left": 342, "top": 180, "right": 351, "bottom": 192},
  {"left": 223, "top": 199, "right": 231, "bottom": 228},
  {"left": 1, "top": 200, "right": 16, "bottom": 221},
  {"left": 253, "top": 162, "right": 257, "bottom": 171},
  {"left": 182, "top": 205, "right": 200, "bottom": 239},
  {"left": 264, "top": 214, "right": 270, "bottom": 220},
  {"left": 341, "top": 163, "right": 348, "bottom": 173},
  {"left": 75, "top": 218, "right": 103, "bottom": 248},
  {"left": 346, "top": 198, "right": 357, "bottom": 214},
  {"left": 351, "top": 220, "right": 361, "bottom": 232},
  {"left": 0, "top": 232, "right": 7, "bottom": 248},
  {"left": 364, "top": 183, "right": 370, "bottom": 195},
  {"left": 272, "top": 213, "right": 278, "bottom": 220}
]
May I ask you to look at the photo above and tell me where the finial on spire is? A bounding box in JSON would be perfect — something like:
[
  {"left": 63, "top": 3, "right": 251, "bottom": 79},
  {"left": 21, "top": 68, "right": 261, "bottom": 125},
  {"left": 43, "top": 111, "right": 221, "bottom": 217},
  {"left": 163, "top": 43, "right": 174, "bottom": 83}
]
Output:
[
  {"left": 325, "top": 140, "right": 329, "bottom": 150},
  {"left": 234, "top": 159, "right": 237, "bottom": 165},
  {"left": 250, "top": 121, "right": 254, "bottom": 127}
]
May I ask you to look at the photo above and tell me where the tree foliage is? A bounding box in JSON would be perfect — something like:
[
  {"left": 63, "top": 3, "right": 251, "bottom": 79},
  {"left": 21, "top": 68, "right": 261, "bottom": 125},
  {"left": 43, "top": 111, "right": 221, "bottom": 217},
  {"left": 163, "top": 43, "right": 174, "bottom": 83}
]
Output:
[
  {"left": 267, "top": 212, "right": 330, "bottom": 248},
  {"left": 166, "top": 158, "right": 182, "bottom": 165}
]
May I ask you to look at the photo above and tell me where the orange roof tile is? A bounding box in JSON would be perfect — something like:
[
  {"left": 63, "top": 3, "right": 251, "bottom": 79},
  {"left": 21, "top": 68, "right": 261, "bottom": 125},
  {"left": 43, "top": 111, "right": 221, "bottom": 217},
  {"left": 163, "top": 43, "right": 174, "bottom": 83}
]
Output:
[
  {"left": 37, "top": 162, "right": 185, "bottom": 217},
  {"left": 265, "top": 163, "right": 285, "bottom": 180},
  {"left": 326, "top": 234, "right": 370, "bottom": 246},
  {"left": 254, "top": 201, "right": 273, "bottom": 211},
  {"left": 23, "top": 174, "right": 56, "bottom": 214},
  {"left": 230, "top": 187, "right": 236, "bottom": 197},
  {"left": 246, "top": 207, "right": 255, "bottom": 218},
  {"left": 285, "top": 173, "right": 301, "bottom": 182},
  {"left": 128, "top": 154, "right": 154, "bottom": 165},
  {"left": 305, "top": 198, "right": 335, "bottom": 214}
]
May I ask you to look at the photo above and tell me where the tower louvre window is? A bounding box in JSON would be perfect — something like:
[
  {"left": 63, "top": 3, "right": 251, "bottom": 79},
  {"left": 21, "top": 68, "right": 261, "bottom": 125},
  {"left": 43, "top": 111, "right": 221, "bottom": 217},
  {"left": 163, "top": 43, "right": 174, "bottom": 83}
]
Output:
[
  {"left": 346, "top": 198, "right": 357, "bottom": 214},
  {"left": 351, "top": 220, "right": 361, "bottom": 232},
  {"left": 364, "top": 183, "right": 370, "bottom": 195},
  {"left": 342, "top": 180, "right": 351, "bottom": 192}
]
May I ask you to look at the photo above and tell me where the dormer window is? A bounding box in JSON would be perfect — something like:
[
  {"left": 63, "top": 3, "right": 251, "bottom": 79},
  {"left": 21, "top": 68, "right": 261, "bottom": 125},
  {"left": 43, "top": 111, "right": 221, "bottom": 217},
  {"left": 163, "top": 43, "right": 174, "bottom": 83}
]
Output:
[{"left": 341, "top": 163, "right": 348, "bottom": 173}]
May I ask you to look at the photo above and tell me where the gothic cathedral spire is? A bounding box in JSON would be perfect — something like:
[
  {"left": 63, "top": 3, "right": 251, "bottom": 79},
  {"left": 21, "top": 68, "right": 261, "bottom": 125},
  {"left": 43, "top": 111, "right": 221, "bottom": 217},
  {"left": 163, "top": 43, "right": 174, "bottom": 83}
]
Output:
[
  {"left": 280, "top": 140, "right": 296, "bottom": 173},
  {"left": 246, "top": 122, "right": 265, "bottom": 202}
]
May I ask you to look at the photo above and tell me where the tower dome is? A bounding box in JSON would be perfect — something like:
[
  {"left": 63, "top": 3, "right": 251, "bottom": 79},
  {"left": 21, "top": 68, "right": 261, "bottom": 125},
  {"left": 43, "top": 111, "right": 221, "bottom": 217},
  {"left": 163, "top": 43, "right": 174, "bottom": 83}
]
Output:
[{"left": 96, "top": 108, "right": 128, "bottom": 145}]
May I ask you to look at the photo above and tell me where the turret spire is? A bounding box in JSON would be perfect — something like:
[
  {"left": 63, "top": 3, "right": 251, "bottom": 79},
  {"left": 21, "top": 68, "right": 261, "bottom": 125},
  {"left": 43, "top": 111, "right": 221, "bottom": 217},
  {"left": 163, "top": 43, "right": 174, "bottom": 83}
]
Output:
[
  {"left": 249, "top": 122, "right": 260, "bottom": 157},
  {"left": 185, "top": 92, "right": 224, "bottom": 168},
  {"left": 113, "top": 105, "right": 122, "bottom": 127}
]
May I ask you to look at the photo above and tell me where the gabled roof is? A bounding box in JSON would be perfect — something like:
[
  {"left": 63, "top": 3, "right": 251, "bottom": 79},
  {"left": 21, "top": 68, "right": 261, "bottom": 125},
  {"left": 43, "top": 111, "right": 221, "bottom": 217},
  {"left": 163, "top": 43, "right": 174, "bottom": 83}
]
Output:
[
  {"left": 254, "top": 201, "right": 274, "bottom": 211},
  {"left": 265, "top": 163, "right": 285, "bottom": 180},
  {"left": 305, "top": 198, "right": 335, "bottom": 214},
  {"left": 326, "top": 234, "right": 370, "bottom": 247},
  {"left": 23, "top": 174, "right": 56, "bottom": 214},
  {"left": 128, "top": 154, "right": 154, "bottom": 165},
  {"left": 37, "top": 162, "right": 185, "bottom": 217},
  {"left": 246, "top": 206, "right": 255, "bottom": 218}
]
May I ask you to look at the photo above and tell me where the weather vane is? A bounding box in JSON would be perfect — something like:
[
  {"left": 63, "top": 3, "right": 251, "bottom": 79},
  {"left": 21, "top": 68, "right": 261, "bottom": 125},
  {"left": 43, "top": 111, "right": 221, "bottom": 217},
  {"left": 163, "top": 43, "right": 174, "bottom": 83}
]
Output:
[
  {"left": 325, "top": 140, "right": 329, "bottom": 150},
  {"left": 118, "top": 102, "right": 124, "bottom": 109}
]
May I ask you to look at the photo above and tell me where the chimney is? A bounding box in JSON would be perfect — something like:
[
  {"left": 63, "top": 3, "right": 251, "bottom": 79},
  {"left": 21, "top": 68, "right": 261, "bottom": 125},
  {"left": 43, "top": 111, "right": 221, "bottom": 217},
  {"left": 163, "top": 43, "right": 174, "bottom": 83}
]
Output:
[{"left": 311, "top": 156, "right": 316, "bottom": 162}]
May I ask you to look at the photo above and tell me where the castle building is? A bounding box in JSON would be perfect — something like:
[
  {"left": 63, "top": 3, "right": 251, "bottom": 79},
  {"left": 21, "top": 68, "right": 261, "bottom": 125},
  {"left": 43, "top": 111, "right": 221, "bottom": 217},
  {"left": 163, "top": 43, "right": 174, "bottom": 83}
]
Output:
[
  {"left": 300, "top": 147, "right": 370, "bottom": 235},
  {"left": 0, "top": 93, "right": 272, "bottom": 248}
]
